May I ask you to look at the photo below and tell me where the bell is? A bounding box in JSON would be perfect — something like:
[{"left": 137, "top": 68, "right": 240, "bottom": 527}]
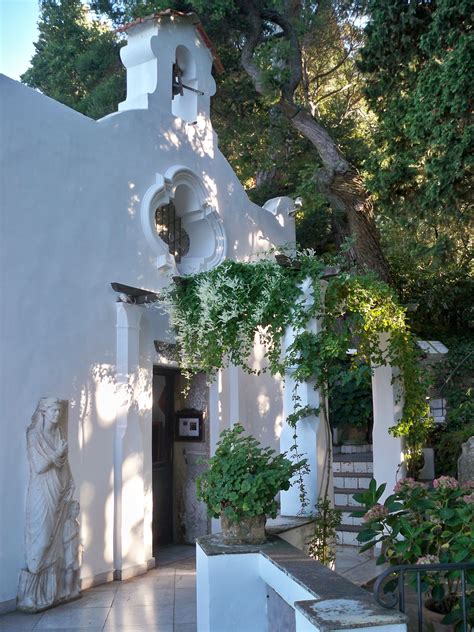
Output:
[{"left": 172, "top": 62, "right": 184, "bottom": 97}]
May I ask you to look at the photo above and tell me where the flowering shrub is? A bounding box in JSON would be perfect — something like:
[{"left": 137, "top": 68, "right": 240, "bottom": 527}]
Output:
[
  {"left": 353, "top": 478, "right": 474, "bottom": 628},
  {"left": 432, "top": 475, "right": 459, "bottom": 490},
  {"left": 393, "top": 477, "right": 426, "bottom": 493},
  {"left": 363, "top": 503, "right": 389, "bottom": 522},
  {"left": 416, "top": 555, "right": 440, "bottom": 565}
]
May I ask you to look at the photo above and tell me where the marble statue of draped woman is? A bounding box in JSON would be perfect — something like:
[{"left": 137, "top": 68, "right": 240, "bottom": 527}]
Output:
[{"left": 17, "top": 398, "right": 75, "bottom": 612}]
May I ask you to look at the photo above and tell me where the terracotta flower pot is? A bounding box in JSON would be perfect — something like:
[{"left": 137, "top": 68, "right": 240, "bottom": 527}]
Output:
[{"left": 220, "top": 514, "right": 266, "bottom": 545}]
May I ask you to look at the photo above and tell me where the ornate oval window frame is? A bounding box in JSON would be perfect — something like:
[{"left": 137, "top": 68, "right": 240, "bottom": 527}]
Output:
[{"left": 141, "top": 166, "right": 226, "bottom": 275}]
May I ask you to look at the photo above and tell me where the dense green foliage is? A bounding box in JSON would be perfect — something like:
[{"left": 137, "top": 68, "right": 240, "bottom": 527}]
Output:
[
  {"left": 328, "top": 360, "right": 373, "bottom": 431},
  {"left": 166, "top": 253, "right": 432, "bottom": 475},
  {"left": 196, "top": 423, "right": 307, "bottom": 521},
  {"left": 360, "top": 0, "right": 473, "bottom": 333},
  {"left": 433, "top": 336, "right": 474, "bottom": 428},
  {"left": 434, "top": 423, "right": 474, "bottom": 478},
  {"left": 354, "top": 477, "right": 474, "bottom": 629}
]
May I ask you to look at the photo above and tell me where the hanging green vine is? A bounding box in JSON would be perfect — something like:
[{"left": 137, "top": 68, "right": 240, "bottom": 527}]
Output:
[{"left": 165, "top": 251, "right": 432, "bottom": 478}]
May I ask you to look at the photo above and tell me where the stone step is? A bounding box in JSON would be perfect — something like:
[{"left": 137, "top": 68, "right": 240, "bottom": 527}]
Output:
[
  {"left": 333, "top": 452, "right": 373, "bottom": 462},
  {"left": 336, "top": 524, "right": 363, "bottom": 547},
  {"left": 333, "top": 473, "right": 372, "bottom": 490},
  {"left": 333, "top": 453, "right": 373, "bottom": 475},
  {"left": 336, "top": 523, "right": 363, "bottom": 533},
  {"left": 334, "top": 505, "right": 365, "bottom": 527},
  {"left": 334, "top": 488, "right": 365, "bottom": 507},
  {"left": 333, "top": 444, "right": 373, "bottom": 455},
  {"left": 334, "top": 471, "right": 372, "bottom": 478}
]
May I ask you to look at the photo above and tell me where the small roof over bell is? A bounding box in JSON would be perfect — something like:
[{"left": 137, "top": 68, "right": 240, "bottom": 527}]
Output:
[{"left": 115, "top": 9, "right": 224, "bottom": 73}]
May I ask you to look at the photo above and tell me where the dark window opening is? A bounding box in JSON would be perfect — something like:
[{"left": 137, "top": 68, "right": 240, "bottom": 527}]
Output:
[{"left": 155, "top": 200, "right": 190, "bottom": 263}]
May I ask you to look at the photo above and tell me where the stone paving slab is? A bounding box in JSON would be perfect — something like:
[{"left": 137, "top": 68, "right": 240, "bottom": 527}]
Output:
[
  {"left": 0, "top": 542, "right": 383, "bottom": 632},
  {"left": 0, "top": 546, "right": 196, "bottom": 632}
]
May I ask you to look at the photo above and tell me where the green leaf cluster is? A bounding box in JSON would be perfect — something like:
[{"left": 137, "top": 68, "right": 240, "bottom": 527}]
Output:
[
  {"left": 353, "top": 477, "right": 474, "bottom": 628},
  {"left": 328, "top": 359, "right": 373, "bottom": 430},
  {"left": 167, "top": 257, "right": 311, "bottom": 377},
  {"left": 360, "top": 0, "right": 473, "bottom": 333},
  {"left": 196, "top": 423, "right": 307, "bottom": 521},
  {"left": 317, "top": 271, "right": 432, "bottom": 468}
]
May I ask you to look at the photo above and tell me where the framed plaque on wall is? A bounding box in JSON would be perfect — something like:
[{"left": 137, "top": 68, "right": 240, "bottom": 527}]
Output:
[{"left": 175, "top": 409, "right": 204, "bottom": 441}]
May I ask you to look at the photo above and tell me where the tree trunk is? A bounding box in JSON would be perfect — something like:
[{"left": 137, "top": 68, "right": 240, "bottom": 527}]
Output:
[
  {"left": 279, "top": 102, "right": 390, "bottom": 282},
  {"left": 238, "top": 4, "right": 391, "bottom": 282}
]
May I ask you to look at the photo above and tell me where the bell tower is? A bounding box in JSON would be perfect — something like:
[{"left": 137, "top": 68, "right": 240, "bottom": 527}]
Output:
[{"left": 117, "top": 11, "right": 218, "bottom": 124}]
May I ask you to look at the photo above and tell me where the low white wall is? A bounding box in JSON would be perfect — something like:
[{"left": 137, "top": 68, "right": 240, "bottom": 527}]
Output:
[
  {"left": 197, "top": 549, "right": 267, "bottom": 632},
  {"left": 196, "top": 537, "right": 407, "bottom": 632}
]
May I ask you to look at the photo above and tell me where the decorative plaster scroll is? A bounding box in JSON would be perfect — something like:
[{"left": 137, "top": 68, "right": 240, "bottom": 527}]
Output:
[
  {"left": 118, "top": 24, "right": 159, "bottom": 112},
  {"left": 17, "top": 399, "right": 81, "bottom": 612},
  {"left": 262, "top": 196, "right": 295, "bottom": 217}
]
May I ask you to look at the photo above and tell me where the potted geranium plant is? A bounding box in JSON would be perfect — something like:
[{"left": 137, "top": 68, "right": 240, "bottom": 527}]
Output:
[{"left": 197, "top": 423, "right": 307, "bottom": 544}]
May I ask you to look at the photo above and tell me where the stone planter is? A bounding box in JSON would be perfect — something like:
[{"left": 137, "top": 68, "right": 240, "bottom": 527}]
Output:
[{"left": 220, "top": 514, "right": 266, "bottom": 545}]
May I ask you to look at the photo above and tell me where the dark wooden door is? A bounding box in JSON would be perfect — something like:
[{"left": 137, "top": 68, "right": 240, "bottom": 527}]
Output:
[{"left": 152, "top": 368, "right": 176, "bottom": 549}]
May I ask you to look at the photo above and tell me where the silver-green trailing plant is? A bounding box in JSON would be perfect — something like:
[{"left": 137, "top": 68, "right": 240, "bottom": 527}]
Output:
[{"left": 165, "top": 250, "right": 432, "bottom": 479}]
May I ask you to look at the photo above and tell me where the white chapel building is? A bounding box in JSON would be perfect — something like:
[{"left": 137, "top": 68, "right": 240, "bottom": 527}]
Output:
[{"left": 0, "top": 11, "right": 297, "bottom": 610}]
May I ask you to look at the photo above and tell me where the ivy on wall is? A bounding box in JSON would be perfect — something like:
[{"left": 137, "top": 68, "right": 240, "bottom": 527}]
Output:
[{"left": 164, "top": 251, "right": 432, "bottom": 477}]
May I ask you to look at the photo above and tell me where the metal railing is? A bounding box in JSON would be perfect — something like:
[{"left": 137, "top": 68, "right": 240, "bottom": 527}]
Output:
[{"left": 373, "top": 562, "right": 474, "bottom": 631}]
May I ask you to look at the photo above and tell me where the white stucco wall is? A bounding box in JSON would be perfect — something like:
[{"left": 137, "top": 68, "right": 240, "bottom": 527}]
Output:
[{"left": 0, "top": 17, "right": 294, "bottom": 605}]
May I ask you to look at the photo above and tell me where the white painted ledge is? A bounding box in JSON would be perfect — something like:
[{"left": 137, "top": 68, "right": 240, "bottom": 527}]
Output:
[{"left": 196, "top": 535, "right": 407, "bottom": 632}]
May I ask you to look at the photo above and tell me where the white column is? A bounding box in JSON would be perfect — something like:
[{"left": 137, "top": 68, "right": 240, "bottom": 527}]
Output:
[
  {"left": 208, "top": 370, "right": 222, "bottom": 458},
  {"left": 208, "top": 369, "right": 222, "bottom": 534},
  {"left": 114, "top": 302, "right": 146, "bottom": 579},
  {"left": 371, "top": 333, "right": 405, "bottom": 502},
  {"left": 228, "top": 363, "right": 240, "bottom": 426},
  {"left": 280, "top": 279, "right": 328, "bottom": 517}
]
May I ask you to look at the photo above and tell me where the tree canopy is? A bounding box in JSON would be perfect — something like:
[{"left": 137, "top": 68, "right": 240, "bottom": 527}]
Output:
[
  {"left": 22, "top": 0, "right": 125, "bottom": 119},
  {"left": 360, "top": 0, "right": 473, "bottom": 333}
]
